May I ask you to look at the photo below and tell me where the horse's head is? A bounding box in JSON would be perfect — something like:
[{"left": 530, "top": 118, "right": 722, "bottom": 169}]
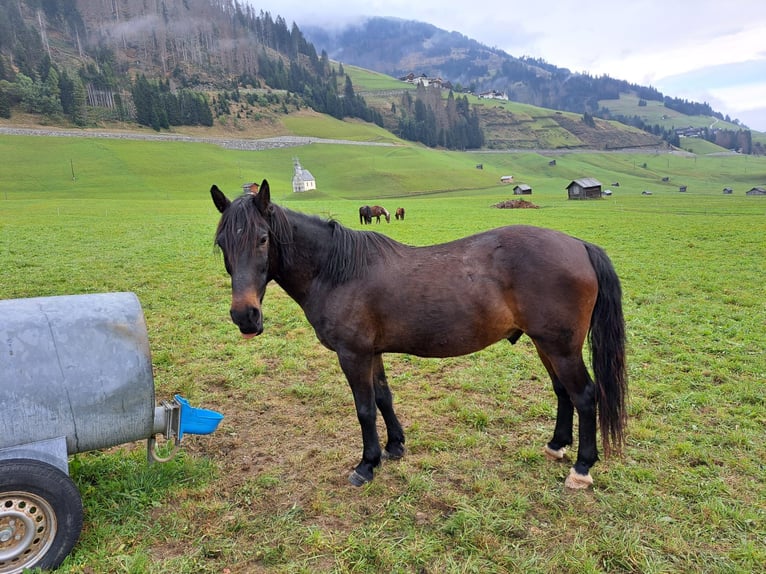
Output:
[{"left": 211, "top": 179, "right": 275, "bottom": 338}]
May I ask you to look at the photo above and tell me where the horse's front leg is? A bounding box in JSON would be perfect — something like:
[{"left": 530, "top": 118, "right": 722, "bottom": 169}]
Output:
[
  {"left": 372, "top": 354, "right": 405, "bottom": 459},
  {"left": 337, "top": 351, "right": 381, "bottom": 486}
]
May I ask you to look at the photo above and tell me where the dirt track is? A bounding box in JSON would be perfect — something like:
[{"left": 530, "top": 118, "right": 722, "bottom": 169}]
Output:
[{"left": 0, "top": 126, "right": 397, "bottom": 151}]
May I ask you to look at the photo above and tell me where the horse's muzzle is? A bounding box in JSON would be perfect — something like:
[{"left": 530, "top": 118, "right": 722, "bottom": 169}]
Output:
[{"left": 230, "top": 306, "right": 263, "bottom": 337}]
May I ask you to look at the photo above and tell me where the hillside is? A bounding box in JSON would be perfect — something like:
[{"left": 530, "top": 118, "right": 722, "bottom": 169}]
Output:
[
  {"left": 0, "top": 1, "right": 757, "bottom": 152},
  {"left": 304, "top": 17, "right": 764, "bottom": 154}
]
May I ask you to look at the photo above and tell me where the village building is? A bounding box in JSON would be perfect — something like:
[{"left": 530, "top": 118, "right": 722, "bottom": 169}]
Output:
[
  {"left": 478, "top": 90, "right": 509, "bottom": 101},
  {"left": 566, "top": 178, "right": 602, "bottom": 200},
  {"left": 292, "top": 158, "right": 316, "bottom": 193},
  {"left": 746, "top": 186, "right": 766, "bottom": 196}
]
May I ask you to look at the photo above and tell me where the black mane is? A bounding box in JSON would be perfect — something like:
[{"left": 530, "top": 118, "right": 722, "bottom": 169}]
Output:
[{"left": 322, "top": 218, "right": 404, "bottom": 286}]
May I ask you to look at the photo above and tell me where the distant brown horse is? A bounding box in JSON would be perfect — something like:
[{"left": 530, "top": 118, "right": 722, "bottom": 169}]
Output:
[
  {"left": 211, "top": 180, "right": 627, "bottom": 489},
  {"left": 359, "top": 205, "right": 372, "bottom": 224},
  {"left": 370, "top": 205, "right": 390, "bottom": 223},
  {"left": 395, "top": 207, "right": 405, "bottom": 221}
]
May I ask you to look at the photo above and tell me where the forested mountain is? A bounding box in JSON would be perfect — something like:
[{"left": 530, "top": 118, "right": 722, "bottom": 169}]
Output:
[
  {"left": 0, "top": 0, "right": 382, "bottom": 130},
  {"left": 304, "top": 18, "right": 666, "bottom": 113}
]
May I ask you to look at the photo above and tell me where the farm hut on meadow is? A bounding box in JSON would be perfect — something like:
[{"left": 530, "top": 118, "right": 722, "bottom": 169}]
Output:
[
  {"left": 500, "top": 175, "right": 514, "bottom": 184},
  {"left": 566, "top": 178, "right": 602, "bottom": 200},
  {"left": 292, "top": 158, "right": 316, "bottom": 193},
  {"left": 513, "top": 184, "right": 532, "bottom": 195},
  {"left": 723, "top": 187, "right": 733, "bottom": 194},
  {"left": 679, "top": 185, "right": 688, "bottom": 192},
  {"left": 242, "top": 182, "right": 259, "bottom": 195},
  {"left": 746, "top": 186, "right": 766, "bottom": 196}
]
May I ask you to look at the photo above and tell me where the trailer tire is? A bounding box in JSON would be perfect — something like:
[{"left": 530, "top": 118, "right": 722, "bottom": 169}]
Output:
[{"left": 0, "top": 459, "right": 83, "bottom": 573}]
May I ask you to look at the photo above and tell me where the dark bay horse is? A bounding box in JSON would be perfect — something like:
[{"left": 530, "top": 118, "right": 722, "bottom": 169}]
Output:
[
  {"left": 370, "top": 205, "right": 390, "bottom": 223},
  {"left": 359, "top": 205, "right": 372, "bottom": 224},
  {"left": 395, "top": 207, "right": 405, "bottom": 220},
  {"left": 210, "top": 180, "right": 627, "bottom": 489}
]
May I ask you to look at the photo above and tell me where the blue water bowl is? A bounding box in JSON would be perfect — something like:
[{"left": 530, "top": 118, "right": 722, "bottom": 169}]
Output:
[{"left": 175, "top": 394, "right": 224, "bottom": 440}]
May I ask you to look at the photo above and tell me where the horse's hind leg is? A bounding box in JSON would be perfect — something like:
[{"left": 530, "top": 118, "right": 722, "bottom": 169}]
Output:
[
  {"left": 535, "top": 346, "right": 598, "bottom": 489},
  {"left": 538, "top": 352, "right": 574, "bottom": 461},
  {"left": 373, "top": 354, "right": 405, "bottom": 459}
]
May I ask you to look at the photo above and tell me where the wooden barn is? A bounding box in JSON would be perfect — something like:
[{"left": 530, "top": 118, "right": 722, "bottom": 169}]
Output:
[
  {"left": 513, "top": 184, "right": 532, "bottom": 195},
  {"left": 746, "top": 186, "right": 766, "bottom": 196},
  {"left": 242, "top": 182, "right": 259, "bottom": 195},
  {"left": 723, "top": 187, "right": 733, "bottom": 194},
  {"left": 500, "top": 175, "right": 514, "bottom": 184},
  {"left": 566, "top": 178, "right": 602, "bottom": 200}
]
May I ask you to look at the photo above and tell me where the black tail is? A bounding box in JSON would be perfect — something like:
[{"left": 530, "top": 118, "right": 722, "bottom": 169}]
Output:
[{"left": 584, "top": 242, "right": 628, "bottom": 457}]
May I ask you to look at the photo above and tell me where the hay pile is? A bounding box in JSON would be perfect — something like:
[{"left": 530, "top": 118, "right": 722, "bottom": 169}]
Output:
[{"left": 493, "top": 199, "right": 539, "bottom": 209}]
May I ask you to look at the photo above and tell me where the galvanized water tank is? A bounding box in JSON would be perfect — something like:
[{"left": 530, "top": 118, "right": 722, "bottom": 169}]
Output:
[{"left": 0, "top": 292, "right": 156, "bottom": 454}]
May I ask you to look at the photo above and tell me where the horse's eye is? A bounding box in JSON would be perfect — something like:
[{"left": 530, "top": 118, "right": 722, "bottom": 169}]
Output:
[{"left": 258, "top": 235, "right": 268, "bottom": 246}]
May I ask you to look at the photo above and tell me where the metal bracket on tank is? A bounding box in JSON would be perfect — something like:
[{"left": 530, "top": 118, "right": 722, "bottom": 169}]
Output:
[{"left": 147, "top": 399, "right": 182, "bottom": 464}]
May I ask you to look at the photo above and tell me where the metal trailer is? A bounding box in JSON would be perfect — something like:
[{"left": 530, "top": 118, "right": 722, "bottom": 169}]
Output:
[{"left": 0, "top": 293, "right": 223, "bottom": 573}]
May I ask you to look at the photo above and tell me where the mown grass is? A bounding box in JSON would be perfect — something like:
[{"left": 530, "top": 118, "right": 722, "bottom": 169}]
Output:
[{"left": 1, "top": 131, "right": 765, "bottom": 573}]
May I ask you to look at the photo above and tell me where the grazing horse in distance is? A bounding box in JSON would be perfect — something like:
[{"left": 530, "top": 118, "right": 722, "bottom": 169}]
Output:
[
  {"left": 210, "top": 180, "right": 627, "bottom": 490},
  {"left": 370, "top": 205, "right": 390, "bottom": 223},
  {"left": 395, "top": 207, "right": 405, "bottom": 221},
  {"left": 359, "top": 205, "right": 373, "bottom": 224}
]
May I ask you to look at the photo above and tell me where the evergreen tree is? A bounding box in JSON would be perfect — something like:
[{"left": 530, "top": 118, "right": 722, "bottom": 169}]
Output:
[{"left": 0, "top": 88, "right": 10, "bottom": 119}]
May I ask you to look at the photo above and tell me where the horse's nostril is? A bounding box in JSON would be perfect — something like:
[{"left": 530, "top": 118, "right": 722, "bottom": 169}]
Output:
[{"left": 230, "top": 306, "right": 263, "bottom": 334}]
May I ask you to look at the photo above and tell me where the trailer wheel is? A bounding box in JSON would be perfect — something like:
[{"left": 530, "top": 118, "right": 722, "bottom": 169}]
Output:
[{"left": 0, "top": 459, "right": 83, "bottom": 573}]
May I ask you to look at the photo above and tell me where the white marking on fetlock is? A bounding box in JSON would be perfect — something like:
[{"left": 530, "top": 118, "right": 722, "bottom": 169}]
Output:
[
  {"left": 564, "top": 467, "right": 594, "bottom": 489},
  {"left": 544, "top": 445, "right": 566, "bottom": 460}
]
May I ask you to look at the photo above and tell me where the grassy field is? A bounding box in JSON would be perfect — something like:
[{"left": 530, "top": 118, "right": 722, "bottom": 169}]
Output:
[{"left": 1, "top": 130, "right": 765, "bottom": 573}]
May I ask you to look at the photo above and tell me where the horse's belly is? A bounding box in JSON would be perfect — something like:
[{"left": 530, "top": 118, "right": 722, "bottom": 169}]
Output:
[{"left": 384, "top": 320, "right": 514, "bottom": 358}]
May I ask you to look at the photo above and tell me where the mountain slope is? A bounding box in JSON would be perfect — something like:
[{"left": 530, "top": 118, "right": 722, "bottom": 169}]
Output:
[
  {"left": 304, "top": 16, "right": 764, "bottom": 154},
  {"left": 304, "top": 17, "right": 662, "bottom": 113}
]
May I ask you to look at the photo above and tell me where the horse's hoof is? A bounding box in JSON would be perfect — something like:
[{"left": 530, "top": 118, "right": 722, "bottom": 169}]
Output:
[
  {"left": 382, "top": 448, "right": 405, "bottom": 461},
  {"left": 564, "top": 467, "right": 593, "bottom": 489},
  {"left": 348, "top": 470, "right": 371, "bottom": 487},
  {"left": 544, "top": 445, "right": 566, "bottom": 461}
]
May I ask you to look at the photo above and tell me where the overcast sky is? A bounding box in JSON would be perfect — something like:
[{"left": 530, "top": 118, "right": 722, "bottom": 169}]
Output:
[{"left": 245, "top": 0, "right": 766, "bottom": 131}]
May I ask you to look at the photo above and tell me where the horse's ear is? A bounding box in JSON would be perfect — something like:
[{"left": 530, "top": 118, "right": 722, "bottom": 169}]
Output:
[
  {"left": 255, "top": 179, "right": 271, "bottom": 215},
  {"left": 210, "top": 185, "right": 230, "bottom": 214}
]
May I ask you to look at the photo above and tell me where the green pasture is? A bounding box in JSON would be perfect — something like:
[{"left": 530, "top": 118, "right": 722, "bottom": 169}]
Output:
[
  {"left": 1, "top": 132, "right": 765, "bottom": 573},
  {"left": 282, "top": 113, "right": 403, "bottom": 143},
  {"left": 344, "top": 65, "right": 414, "bottom": 92}
]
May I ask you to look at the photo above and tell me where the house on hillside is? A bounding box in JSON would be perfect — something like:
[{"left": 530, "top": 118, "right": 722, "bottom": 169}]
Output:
[
  {"left": 746, "top": 186, "right": 766, "bottom": 196},
  {"left": 500, "top": 175, "right": 514, "bottom": 184},
  {"left": 513, "top": 184, "right": 532, "bottom": 195},
  {"left": 566, "top": 178, "right": 602, "bottom": 200},
  {"left": 723, "top": 187, "right": 733, "bottom": 194},
  {"left": 478, "top": 90, "right": 508, "bottom": 101},
  {"left": 292, "top": 158, "right": 316, "bottom": 193}
]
